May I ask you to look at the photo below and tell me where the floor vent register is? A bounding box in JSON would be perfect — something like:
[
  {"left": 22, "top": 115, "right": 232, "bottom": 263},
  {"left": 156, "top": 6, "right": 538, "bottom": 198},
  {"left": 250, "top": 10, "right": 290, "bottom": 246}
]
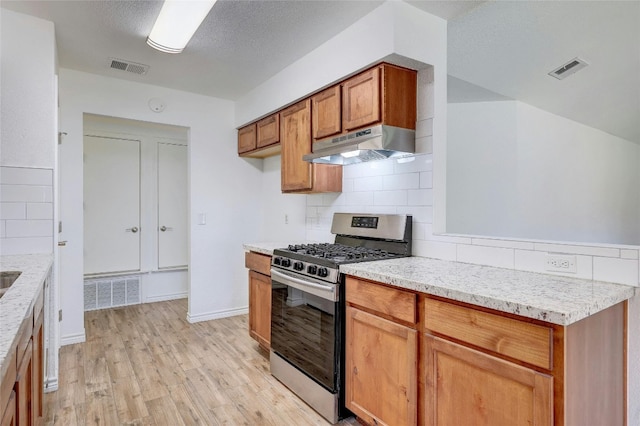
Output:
[{"left": 84, "top": 275, "right": 141, "bottom": 311}]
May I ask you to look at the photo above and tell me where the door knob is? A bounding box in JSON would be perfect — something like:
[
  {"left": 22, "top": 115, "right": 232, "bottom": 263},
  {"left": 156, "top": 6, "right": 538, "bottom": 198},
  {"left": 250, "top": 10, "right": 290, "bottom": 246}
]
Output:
[
  {"left": 126, "top": 227, "right": 139, "bottom": 233},
  {"left": 160, "top": 226, "right": 167, "bottom": 232},
  {"left": 58, "top": 240, "right": 67, "bottom": 247}
]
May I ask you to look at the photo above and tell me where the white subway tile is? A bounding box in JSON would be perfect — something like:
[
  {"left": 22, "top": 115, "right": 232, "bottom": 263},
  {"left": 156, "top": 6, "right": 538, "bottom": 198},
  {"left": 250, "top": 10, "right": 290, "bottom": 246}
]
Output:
[
  {"left": 457, "top": 244, "right": 514, "bottom": 269},
  {"left": 0, "top": 167, "right": 52, "bottom": 185},
  {"left": 472, "top": 238, "right": 535, "bottom": 250},
  {"left": 354, "top": 176, "right": 383, "bottom": 191},
  {"left": 344, "top": 191, "right": 374, "bottom": 206},
  {"left": 412, "top": 222, "right": 428, "bottom": 240},
  {"left": 0, "top": 237, "right": 53, "bottom": 255},
  {"left": 383, "top": 174, "right": 419, "bottom": 190},
  {"left": 0, "top": 185, "right": 50, "bottom": 203},
  {"left": 420, "top": 171, "right": 433, "bottom": 189},
  {"left": 0, "top": 221, "right": 5, "bottom": 238},
  {"left": 621, "top": 249, "right": 639, "bottom": 260},
  {"left": 344, "top": 160, "right": 395, "bottom": 178},
  {"left": 341, "top": 178, "right": 354, "bottom": 193},
  {"left": 407, "top": 189, "right": 433, "bottom": 206},
  {"left": 396, "top": 206, "right": 433, "bottom": 224},
  {"left": 514, "top": 250, "right": 593, "bottom": 280},
  {"left": 413, "top": 240, "right": 457, "bottom": 261},
  {"left": 374, "top": 190, "right": 407, "bottom": 206},
  {"left": 362, "top": 206, "right": 397, "bottom": 215},
  {"left": 393, "top": 154, "right": 432, "bottom": 173},
  {"left": 0, "top": 202, "right": 26, "bottom": 220},
  {"left": 533, "top": 242, "right": 619, "bottom": 258},
  {"left": 423, "top": 224, "right": 473, "bottom": 244},
  {"left": 415, "top": 136, "right": 433, "bottom": 155},
  {"left": 593, "top": 257, "right": 639, "bottom": 286},
  {"left": 27, "top": 203, "right": 53, "bottom": 220},
  {"left": 305, "top": 229, "right": 333, "bottom": 244},
  {"left": 416, "top": 118, "right": 433, "bottom": 138},
  {"left": 5, "top": 219, "right": 54, "bottom": 237}
]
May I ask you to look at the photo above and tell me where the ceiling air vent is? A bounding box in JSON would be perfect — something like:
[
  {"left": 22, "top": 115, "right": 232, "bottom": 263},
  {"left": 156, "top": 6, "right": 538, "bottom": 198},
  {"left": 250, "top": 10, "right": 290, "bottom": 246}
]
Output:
[
  {"left": 108, "top": 58, "right": 149, "bottom": 75},
  {"left": 548, "top": 57, "right": 589, "bottom": 80}
]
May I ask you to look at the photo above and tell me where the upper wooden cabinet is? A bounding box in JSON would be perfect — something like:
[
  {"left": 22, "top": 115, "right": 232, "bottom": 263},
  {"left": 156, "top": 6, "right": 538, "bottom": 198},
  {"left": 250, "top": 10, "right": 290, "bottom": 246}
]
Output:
[
  {"left": 256, "top": 113, "right": 280, "bottom": 148},
  {"left": 311, "top": 85, "right": 342, "bottom": 140},
  {"left": 237, "top": 123, "right": 257, "bottom": 154},
  {"left": 342, "top": 63, "right": 417, "bottom": 132},
  {"left": 280, "top": 99, "right": 342, "bottom": 193}
]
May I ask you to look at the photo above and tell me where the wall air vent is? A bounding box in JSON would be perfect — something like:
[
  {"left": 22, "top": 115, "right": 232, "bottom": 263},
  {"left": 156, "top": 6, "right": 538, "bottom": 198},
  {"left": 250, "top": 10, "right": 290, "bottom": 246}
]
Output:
[
  {"left": 548, "top": 57, "right": 589, "bottom": 80},
  {"left": 108, "top": 58, "right": 149, "bottom": 75}
]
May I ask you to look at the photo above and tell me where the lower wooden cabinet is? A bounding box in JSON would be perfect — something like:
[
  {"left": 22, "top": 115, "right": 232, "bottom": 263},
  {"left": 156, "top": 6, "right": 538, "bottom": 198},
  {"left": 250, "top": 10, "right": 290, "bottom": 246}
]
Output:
[
  {"left": 345, "top": 306, "right": 418, "bottom": 426},
  {"left": 32, "top": 310, "right": 44, "bottom": 421},
  {"left": 424, "top": 335, "right": 552, "bottom": 426},
  {"left": 0, "top": 391, "right": 15, "bottom": 426},
  {"left": 248, "top": 270, "right": 271, "bottom": 350},
  {"left": 15, "top": 339, "right": 32, "bottom": 426}
]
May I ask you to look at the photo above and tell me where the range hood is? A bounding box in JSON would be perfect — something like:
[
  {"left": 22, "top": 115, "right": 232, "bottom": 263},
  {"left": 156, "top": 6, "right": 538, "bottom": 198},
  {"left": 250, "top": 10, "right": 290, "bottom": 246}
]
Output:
[{"left": 302, "top": 124, "right": 415, "bottom": 165}]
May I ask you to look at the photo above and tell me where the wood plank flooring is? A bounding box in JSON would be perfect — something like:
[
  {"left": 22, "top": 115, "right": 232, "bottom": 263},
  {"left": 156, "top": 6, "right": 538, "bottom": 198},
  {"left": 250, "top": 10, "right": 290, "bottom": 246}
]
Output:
[{"left": 44, "top": 299, "right": 363, "bottom": 425}]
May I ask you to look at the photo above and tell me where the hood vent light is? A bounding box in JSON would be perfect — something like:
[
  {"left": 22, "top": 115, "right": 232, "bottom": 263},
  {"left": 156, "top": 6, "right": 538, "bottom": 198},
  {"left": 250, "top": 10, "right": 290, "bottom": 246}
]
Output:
[
  {"left": 548, "top": 57, "right": 588, "bottom": 80},
  {"left": 108, "top": 58, "right": 149, "bottom": 75}
]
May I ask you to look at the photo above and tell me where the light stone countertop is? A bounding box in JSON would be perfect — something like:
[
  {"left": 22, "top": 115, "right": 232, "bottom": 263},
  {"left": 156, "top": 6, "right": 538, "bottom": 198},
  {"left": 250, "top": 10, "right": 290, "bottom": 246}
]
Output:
[
  {"left": 340, "top": 257, "right": 636, "bottom": 326},
  {"left": 0, "top": 254, "right": 53, "bottom": 380},
  {"left": 243, "top": 242, "right": 636, "bottom": 326}
]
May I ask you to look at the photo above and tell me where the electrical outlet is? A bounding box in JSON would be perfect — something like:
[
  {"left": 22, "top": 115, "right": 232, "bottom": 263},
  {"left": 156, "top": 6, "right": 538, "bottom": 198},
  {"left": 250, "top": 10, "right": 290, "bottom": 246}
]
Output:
[{"left": 545, "top": 254, "right": 577, "bottom": 273}]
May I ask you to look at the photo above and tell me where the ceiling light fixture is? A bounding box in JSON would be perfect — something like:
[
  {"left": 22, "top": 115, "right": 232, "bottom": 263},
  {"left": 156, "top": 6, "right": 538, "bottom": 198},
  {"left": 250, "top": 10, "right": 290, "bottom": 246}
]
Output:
[{"left": 147, "top": 0, "right": 217, "bottom": 54}]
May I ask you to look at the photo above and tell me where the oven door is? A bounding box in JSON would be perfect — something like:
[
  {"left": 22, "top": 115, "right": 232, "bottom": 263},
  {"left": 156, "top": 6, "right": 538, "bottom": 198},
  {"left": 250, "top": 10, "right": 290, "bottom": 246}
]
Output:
[{"left": 270, "top": 268, "right": 339, "bottom": 393}]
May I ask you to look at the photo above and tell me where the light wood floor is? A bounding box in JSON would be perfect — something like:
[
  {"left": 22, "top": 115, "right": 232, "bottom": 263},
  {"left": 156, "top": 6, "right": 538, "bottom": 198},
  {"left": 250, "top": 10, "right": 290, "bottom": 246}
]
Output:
[{"left": 44, "top": 299, "right": 363, "bottom": 425}]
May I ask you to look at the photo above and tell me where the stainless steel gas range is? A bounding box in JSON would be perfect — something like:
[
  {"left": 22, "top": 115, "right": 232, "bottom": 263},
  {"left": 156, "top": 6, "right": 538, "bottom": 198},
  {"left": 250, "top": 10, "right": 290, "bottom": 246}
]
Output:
[{"left": 269, "top": 213, "right": 412, "bottom": 424}]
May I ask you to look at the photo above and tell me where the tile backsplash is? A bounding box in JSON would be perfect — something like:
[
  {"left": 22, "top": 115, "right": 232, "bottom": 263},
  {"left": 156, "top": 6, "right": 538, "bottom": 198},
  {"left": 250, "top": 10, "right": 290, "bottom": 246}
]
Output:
[
  {"left": 305, "top": 154, "right": 640, "bottom": 287},
  {"left": 0, "top": 166, "right": 54, "bottom": 255}
]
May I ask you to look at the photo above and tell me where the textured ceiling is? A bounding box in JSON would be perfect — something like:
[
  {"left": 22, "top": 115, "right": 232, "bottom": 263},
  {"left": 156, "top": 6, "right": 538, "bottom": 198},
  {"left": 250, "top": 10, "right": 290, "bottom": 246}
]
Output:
[{"left": 2, "top": 1, "right": 637, "bottom": 143}]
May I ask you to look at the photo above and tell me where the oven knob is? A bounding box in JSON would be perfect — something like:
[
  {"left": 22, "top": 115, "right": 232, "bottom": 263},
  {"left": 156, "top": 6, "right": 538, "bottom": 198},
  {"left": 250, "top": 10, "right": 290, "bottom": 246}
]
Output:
[
  {"left": 281, "top": 258, "right": 291, "bottom": 268},
  {"left": 307, "top": 265, "right": 318, "bottom": 275},
  {"left": 294, "top": 261, "right": 304, "bottom": 271},
  {"left": 317, "top": 267, "right": 329, "bottom": 277},
  {"left": 273, "top": 257, "right": 281, "bottom": 265}
]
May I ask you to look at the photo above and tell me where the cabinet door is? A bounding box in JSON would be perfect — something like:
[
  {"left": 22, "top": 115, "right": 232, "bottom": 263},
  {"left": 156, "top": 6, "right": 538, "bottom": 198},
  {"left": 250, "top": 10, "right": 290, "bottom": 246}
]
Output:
[
  {"left": 15, "top": 340, "right": 32, "bottom": 426},
  {"left": 424, "top": 335, "right": 552, "bottom": 426},
  {"left": 238, "top": 124, "right": 257, "bottom": 154},
  {"left": 281, "top": 99, "right": 313, "bottom": 192},
  {"left": 32, "top": 311, "right": 44, "bottom": 422},
  {"left": 257, "top": 114, "right": 280, "bottom": 148},
  {"left": 0, "top": 391, "right": 15, "bottom": 426},
  {"left": 249, "top": 271, "right": 271, "bottom": 350},
  {"left": 342, "top": 66, "right": 381, "bottom": 131},
  {"left": 346, "top": 306, "right": 417, "bottom": 426},
  {"left": 312, "top": 85, "right": 342, "bottom": 140}
]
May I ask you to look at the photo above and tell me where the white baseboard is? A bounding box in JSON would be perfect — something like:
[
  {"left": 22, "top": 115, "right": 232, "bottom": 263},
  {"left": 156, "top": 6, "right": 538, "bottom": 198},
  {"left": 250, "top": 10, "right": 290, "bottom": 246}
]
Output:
[
  {"left": 144, "top": 292, "right": 188, "bottom": 304},
  {"left": 187, "top": 306, "right": 248, "bottom": 324},
  {"left": 44, "top": 377, "right": 59, "bottom": 392},
  {"left": 60, "top": 331, "right": 85, "bottom": 346}
]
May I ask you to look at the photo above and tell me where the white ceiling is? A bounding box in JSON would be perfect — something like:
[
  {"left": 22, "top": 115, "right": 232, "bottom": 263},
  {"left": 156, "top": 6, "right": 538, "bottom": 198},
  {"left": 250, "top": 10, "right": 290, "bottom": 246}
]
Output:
[{"left": 2, "top": 0, "right": 638, "bottom": 143}]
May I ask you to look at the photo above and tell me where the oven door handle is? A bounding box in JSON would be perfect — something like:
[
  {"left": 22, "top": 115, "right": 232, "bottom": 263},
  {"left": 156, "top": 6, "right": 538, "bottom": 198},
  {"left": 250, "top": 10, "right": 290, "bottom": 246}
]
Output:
[{"left": 270, "top": 269, "right": 338, "bottom": 301}]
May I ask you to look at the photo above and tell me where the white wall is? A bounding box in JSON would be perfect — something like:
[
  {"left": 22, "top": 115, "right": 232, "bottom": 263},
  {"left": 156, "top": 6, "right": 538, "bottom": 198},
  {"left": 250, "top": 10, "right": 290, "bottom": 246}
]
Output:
[
  {"left": 58, "top": 68, "right": 264, "bottom": 343},
  {"left": 0, "top": 9, "right": 56, "bottom": 169},
  {"left": 448, "top": 101, "right": 640, "bottom": 245}
]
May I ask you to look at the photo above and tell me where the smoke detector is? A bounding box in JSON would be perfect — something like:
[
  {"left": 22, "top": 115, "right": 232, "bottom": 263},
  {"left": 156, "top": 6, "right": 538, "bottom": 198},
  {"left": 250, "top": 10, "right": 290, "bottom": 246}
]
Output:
[
  {"left": 548, "top": 57, "right": 589, "bottom": 80},
  {"left": 108, "top": 58, "right": 150, "bottom": 75}
]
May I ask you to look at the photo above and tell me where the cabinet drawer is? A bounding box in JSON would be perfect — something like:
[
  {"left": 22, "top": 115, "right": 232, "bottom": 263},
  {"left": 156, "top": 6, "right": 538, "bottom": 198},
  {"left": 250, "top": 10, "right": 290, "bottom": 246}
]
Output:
[
  {"left": 424, "top": 298, "right": 553, "bottom": 369},
  {"left": 346, "top": 277, "right": 416, "bottom": 324},
  {"left": 245, "top": 251, "right": 272, "bottom": 276},
  {"left": 16, "top": 315, "right": 33, "bottom": 365}
]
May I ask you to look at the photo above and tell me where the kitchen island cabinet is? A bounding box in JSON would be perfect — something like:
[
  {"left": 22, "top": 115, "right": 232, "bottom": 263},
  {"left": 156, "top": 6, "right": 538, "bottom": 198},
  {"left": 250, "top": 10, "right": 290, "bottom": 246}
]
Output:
[
  {"left": 345, "top": 277, "right": 418, "bottom": 426},
  {"left": 245, "top": 251, "right": 272, "bottom": 351}
]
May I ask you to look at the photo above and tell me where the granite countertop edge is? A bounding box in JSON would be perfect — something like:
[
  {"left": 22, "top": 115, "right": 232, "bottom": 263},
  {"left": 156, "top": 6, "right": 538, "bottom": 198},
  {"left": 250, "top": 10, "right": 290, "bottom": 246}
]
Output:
[
  {"left": 0, "top": 254, "right": 53, "bottom": 380},
  {"left": 244, "top": 242, "right": 636, "bottom": 326}
]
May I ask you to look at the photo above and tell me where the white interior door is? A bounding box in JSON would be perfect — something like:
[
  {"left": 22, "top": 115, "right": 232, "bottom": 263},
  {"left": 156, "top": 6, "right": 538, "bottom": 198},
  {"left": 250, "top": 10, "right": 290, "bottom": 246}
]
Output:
[
  {"left": 157, "top": 142, "right": 188, "bottom": 269},
  {"left": 84, "top": 136, "right": 141, "bottom": 275}
]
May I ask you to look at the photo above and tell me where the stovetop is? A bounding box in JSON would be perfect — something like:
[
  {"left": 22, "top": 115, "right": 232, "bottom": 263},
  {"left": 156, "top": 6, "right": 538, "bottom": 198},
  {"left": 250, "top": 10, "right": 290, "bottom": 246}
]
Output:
[{"left": 280, "top": 243, "right": 401, "bottom": 264}]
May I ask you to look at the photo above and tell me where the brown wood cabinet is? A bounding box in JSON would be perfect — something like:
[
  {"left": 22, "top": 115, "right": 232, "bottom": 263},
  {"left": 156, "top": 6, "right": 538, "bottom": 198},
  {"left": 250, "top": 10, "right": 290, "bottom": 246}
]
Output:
[
  {"left": 14, "top": 339, "right": 32, "bottom": 426},
  {"left": 424, "top": 335, "right": 552, "bottom": 426},
  {"left": 32, "top": 301, "right": 44, "bottom": 421},
  {"left": 342, "top": 63, "right": 417, "bottom": 132},
  {"left": 256, "top": 114, "right": 280, "bottom": 148},
  {"left": 311, "top": 85, "right": 342, "bottom": 140},
  {"left": 280, "top": 99, "right": 342, "bottom": 193},
  {"left": 344, "top": 276, "right": 626, "bottom": 426},
  {"left": 237, "top": 123, "right": 257, "bottom": 154},
  {"left": 0, "top": 391, "right": 15, "bottom": 426},
  {"left": 245, "top": 251, "right": 272, "bottom": 351},
  {"left": 345, "top": 277, "right": 418, "bottom": 426}
]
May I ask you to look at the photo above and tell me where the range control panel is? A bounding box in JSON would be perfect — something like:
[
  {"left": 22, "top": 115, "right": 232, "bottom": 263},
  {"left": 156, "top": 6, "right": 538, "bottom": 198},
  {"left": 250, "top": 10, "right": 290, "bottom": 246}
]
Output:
[{"left": 351, "top": 216, "right": 378, "bottom": 229}]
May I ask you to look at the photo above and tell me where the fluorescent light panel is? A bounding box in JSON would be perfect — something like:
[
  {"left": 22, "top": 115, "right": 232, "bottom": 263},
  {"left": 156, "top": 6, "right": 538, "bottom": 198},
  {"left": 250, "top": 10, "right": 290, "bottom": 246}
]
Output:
[{"left": 147, "top": 0, "right": 217, "bottom": 54}]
